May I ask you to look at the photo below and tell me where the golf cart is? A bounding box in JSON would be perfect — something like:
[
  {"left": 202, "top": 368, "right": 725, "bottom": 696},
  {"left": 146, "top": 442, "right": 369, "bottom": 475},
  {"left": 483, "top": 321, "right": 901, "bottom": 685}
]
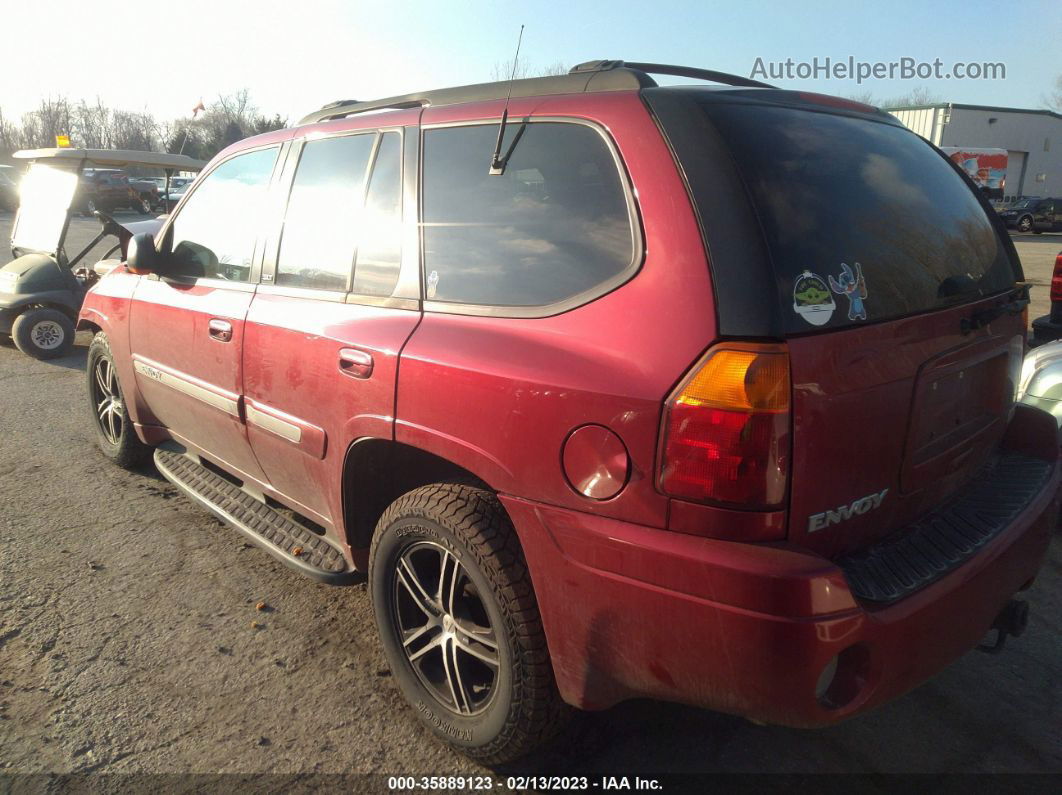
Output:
[{"left": 0, "top": 149, "right": 204, "bottom": 359}]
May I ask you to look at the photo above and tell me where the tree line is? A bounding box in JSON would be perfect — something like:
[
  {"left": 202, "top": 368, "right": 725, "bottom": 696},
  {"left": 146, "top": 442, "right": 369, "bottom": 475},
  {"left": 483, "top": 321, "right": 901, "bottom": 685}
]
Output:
[{"left": 0, "top": 90, "right": 286, "bottom": 165}]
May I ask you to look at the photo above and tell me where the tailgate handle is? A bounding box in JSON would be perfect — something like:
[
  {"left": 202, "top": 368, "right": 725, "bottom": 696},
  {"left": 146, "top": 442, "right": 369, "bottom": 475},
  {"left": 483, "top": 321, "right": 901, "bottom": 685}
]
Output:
[
  {"left": 339, "top": 348, "right": 373, "bottom": 379},
  {"left": 208, "top": 318, "right": 233, "bottom": 342}
]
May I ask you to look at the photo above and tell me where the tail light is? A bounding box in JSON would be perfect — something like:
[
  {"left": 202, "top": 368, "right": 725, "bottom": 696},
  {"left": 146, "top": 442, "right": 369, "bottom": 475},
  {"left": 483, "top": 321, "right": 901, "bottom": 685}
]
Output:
[
  {"left": 658, "top": 344, "right": 790, "bottom": 508},
  {"left": 1050, "top": 253, "right": 1062, "bottom": 303}
]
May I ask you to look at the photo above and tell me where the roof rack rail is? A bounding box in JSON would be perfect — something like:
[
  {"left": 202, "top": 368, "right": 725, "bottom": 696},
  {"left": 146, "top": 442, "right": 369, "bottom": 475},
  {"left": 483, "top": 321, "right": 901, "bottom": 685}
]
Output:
[
  {"left": 298, "top": 59, "right": 772, "bottom": 126},
  {"left": 569, "top": 60, "right": 775, "bottom": 89}
]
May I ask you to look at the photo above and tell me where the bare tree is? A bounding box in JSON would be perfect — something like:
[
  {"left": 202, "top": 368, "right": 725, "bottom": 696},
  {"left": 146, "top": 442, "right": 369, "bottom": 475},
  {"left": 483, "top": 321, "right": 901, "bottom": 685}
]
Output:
[
  {"left": 844, "top": 90, "right": 879, "bottom": 106},
  {"left": 1044, "top": 74, "right": 1062, "bottom": 112},
  {"left": 884, "top": 86, "right": 943, "bottom": 107},
  {"left": 490, "top": 60, "right": 568, "bottom": 81}
]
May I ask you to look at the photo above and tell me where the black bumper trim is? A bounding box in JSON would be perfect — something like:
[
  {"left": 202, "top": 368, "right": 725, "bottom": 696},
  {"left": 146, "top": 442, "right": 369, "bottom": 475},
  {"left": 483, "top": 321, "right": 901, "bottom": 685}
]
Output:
[{"left": 837, "top": 452, "right": 1052, "bottom": 603}]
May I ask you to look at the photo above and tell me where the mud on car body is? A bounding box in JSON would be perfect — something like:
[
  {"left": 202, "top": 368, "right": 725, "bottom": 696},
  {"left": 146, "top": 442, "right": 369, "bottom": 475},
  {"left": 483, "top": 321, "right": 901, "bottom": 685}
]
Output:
[{"left": 77, "top": 60, "right": 1059, "bottom": 763}]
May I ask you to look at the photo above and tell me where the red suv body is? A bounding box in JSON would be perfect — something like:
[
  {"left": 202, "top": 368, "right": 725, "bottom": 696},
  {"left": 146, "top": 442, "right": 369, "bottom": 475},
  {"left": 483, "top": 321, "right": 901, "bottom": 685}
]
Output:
[{"left": 78, "top": 62, "right": 1059, "bottom": 761}]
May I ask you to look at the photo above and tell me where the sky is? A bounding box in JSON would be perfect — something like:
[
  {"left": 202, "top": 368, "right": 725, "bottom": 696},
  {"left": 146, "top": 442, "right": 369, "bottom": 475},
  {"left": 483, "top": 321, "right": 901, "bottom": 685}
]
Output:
[{"left": 1, "top": 0, "right": 1060, "bottom": 125}]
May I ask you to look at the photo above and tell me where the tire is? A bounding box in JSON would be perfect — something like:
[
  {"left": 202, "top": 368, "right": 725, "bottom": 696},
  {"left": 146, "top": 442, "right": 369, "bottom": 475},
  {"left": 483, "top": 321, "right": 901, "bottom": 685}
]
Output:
[
  {"left": 82, "top": 199, "right": 97, "bottom": 218},
  {"left": 11, "top": 307, "right": 75, "bottom": 360},
  {"left": 136, "top": 196, "right": 151, "bottom": 214},
  {"left": 369, "top": 483, "right": 569, "bottom": 764},
  {"left": 1017, "top": 215, "right": 1033, "bottom": 233},
  {"left": 86, "top": 332, "right": 151, "bottom": 469}
]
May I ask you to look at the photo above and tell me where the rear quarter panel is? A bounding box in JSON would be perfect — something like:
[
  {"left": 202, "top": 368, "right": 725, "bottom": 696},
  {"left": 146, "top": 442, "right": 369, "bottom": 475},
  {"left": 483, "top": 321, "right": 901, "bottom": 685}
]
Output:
[{"left": 397, "top": 92, "right": 716, "bottom": 526}]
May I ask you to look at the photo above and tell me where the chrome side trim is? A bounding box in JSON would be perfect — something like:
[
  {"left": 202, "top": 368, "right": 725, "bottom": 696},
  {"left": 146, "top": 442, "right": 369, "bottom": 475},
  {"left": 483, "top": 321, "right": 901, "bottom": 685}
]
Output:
[
  {"left": 132, "top": 357, "right": 240, "bottom": 417},
  {"left": 245, "top": 402, "right": 303, "bottom": 443}
]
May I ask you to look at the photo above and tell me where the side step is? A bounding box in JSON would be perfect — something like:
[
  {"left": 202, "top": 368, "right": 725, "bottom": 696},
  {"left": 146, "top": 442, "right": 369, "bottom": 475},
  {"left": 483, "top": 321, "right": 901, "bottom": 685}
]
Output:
[{"left": 154, "top": 447, "right": 357, "bottom": 584}]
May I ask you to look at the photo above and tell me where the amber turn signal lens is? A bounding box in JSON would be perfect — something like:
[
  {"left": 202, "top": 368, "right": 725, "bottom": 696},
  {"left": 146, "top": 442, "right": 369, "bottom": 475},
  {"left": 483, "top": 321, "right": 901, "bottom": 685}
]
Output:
[{"left": 675, "top": 349, "right": 789, "bottom": 413}]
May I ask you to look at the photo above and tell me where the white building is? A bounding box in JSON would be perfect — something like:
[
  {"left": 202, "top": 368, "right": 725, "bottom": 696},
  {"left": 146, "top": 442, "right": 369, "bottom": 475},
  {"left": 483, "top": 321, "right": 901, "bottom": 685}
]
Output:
[{"left": 887, "top": 103, "right": 1061, "bottom": 201}]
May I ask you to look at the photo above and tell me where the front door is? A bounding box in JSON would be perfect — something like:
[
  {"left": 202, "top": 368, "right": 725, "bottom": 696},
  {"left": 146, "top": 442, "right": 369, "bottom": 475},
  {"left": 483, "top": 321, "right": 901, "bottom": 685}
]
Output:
[
  {"left": 129, "top": 145, "right": 282, "bottom": 484},
  {"left": 243, "top": 122, "right": 421, "bottom": 529}
]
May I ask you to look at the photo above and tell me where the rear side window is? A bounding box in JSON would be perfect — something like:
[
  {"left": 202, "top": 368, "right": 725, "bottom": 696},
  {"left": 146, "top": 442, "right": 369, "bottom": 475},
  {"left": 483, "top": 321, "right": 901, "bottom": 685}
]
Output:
[
  {"left": 352, "top": 132, "right": 402, "bottom": 296},
  {"left": 421, "top": 122, "right": 635, "bottom": 308},
  {"left": 700, "top": 103, "right": 1015, "bottom": 333},
  {"left": 277, "top": 133, "right": 375, "bottom": 291}
]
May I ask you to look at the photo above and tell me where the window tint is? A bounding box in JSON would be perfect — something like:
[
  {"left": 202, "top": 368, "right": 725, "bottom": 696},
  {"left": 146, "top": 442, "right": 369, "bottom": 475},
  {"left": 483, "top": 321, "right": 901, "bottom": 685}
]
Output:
[
  {"left": 699, "top": 103, "right": 1015, "bottom": 333},
  {"left": 169, "top": 147, "right": 278, "bottom": 282},
  {"left": 352, "top": 132, "right": 402, "bottom": 296},
  {"left": 277, "top": 133, "right": 375, "bottom": 291},
  {"left": 422, "top": 122, "right": 634, "bottom": 307}
]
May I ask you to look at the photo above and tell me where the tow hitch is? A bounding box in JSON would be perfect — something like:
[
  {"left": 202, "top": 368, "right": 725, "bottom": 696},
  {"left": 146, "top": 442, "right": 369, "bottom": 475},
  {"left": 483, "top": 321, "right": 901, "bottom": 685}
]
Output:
[{"left": 977, "top": 599, "right": 1029, "bottom": 654}]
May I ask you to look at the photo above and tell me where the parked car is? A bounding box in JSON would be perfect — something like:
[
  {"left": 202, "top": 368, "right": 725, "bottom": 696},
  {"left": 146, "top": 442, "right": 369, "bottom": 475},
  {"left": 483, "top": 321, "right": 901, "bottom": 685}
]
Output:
[
  {"left": 156, "top": 176, "right": 195, "bottom": 209},
  {"left": 1030, "top": 251, "right": 1062, "bottom": 346},
  {"left": 77, "top": 169, "right": 153, "bottom": 215},
  {"left": 999, "top": 197, "right": 1061, "bottom": 233},
  {"left": 78, "top": 60, "right": 1060, "bottom": 764},
  {"left": 127, "top": 175, "right": 161, "bottom": 209},
  {"left": 1019, "top": 339, "right": 1062, "bottom": 427},
  {"left": 0, "top": 165, "right": 19, "bottom": 211}
]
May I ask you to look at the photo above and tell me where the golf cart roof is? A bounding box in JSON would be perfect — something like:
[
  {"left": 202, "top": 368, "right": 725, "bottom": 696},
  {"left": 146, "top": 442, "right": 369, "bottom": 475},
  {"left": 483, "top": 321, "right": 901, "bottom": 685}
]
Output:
[{"left": 12, "top": 148, "right": 206, "bottom": 171}]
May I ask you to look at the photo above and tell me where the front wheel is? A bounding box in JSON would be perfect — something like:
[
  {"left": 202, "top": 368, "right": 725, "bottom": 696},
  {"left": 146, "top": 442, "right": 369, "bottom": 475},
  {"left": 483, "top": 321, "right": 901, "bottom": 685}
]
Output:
[
  {"left": 11, "top": 308, "right": 75, "bottom": 359},
  {"left": 136, "top": 196, "right": 152, "bottom": 214},
  {"left": 369, "top": 483, "right": 570, "bottom": 764},
  {"left": 1017, "top": 215, "right": 1033, "bottom": 233},
  {"left": 86, "top": 332, "right": 151, "bottom": 469}
]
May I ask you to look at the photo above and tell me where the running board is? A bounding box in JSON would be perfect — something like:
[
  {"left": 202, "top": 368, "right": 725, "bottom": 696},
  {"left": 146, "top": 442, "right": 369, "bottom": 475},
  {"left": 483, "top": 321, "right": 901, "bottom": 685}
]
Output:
[{"left": 154, "top": 447, "right": 357, "bottom": 584}]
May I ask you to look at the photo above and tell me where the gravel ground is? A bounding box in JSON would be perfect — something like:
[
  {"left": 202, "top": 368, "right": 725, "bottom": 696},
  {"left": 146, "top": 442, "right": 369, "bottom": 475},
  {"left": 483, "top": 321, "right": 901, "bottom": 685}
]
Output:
[{"left": 1, "top": 213, "right": 1061, "bottom": 780}]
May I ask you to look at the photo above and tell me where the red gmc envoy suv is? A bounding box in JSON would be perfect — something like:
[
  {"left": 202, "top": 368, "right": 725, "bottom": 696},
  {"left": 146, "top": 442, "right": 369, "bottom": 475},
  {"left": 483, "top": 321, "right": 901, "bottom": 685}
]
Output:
[{"left": 78, "top": 61, "right": 1060, "bottom": 763}]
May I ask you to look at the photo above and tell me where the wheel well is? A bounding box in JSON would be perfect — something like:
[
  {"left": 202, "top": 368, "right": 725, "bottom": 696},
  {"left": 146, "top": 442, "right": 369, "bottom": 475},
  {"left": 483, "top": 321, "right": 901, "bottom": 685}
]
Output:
[
  {"left": 342, "top": 439, "right": 490, "bottom": 552},
  {"left": 22, "top": 303, "right": 78, "bottom": 324},
  {"left": 76, "top": 318, "right": 102, "bottom": 334}
]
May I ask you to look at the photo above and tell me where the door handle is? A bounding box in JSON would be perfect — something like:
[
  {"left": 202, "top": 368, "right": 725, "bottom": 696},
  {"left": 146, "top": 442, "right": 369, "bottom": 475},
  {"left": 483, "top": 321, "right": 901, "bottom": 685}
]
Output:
[
  {"left": 208, "top": 318, "right": 233, "bottom": 342},
  {"left": 339, "top": 348, "right": 373, "bottom": 379}
]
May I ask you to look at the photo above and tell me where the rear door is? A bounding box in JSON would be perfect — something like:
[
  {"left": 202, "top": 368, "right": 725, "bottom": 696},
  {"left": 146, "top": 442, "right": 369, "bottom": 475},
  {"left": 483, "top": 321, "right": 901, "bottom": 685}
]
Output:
[
  {"left": 242, "top": 115, "right": 421, "bottom": 530},
  {"left": 652, "top": 95, "right": 1025, "bottom": 558},
  {"left": 129, "top": 145, "right": 282, "bottom": 484}
]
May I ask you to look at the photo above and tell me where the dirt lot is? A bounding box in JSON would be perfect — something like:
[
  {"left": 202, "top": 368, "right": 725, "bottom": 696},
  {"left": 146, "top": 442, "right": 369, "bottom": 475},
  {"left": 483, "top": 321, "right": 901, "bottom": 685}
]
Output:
[{"left": 1, "top": 212, "right": 1061, "bottom": 780}]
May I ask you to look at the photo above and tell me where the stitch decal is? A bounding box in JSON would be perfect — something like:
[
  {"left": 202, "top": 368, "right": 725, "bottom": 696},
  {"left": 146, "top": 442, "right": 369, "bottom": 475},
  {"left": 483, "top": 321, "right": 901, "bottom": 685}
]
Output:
[
  {"left": 829, "top": 262, "right": 869, "bottom": 321},
  {"left": 792, "top": 271, "right": 836, "bottom": 327}
]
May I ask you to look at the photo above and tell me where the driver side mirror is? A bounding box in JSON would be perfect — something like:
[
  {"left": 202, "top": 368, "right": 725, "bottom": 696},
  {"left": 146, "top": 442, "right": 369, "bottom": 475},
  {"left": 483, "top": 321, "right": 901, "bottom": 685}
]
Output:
[{"left": 126, "top": 233, "right": 159, "bottom": 275}]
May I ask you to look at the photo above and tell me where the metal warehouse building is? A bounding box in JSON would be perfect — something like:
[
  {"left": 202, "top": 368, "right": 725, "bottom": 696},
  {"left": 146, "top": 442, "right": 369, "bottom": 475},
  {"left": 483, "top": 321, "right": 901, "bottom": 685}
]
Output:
[{"left": 888, "top": 103, "right": 1061, "bottom": 201}]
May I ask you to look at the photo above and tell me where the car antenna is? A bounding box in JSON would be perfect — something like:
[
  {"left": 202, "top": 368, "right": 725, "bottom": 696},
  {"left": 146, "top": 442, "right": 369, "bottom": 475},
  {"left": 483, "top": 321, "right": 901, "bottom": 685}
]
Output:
[{"left": 489, "top": 24, "right": 526, "bottom": 176}]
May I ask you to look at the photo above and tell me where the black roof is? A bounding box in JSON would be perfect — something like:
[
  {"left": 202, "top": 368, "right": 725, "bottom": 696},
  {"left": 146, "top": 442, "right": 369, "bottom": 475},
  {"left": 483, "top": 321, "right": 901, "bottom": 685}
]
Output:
[{"left": 298, "top": 60, "right": 776, "bottom": 125}]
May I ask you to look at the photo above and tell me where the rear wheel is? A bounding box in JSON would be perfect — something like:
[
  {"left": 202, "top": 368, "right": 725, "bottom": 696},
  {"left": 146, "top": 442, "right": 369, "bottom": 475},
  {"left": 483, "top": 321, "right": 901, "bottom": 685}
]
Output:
[
  {"left": 87, "top": 332, "right": 151, "bottom": 469},
  {"left": 136, "top": 196, "right": 152, "bottom": 214},
  {"left": 1017, "top": 214, "right": 1033, "bottom": 232},
  {"left": 369, "top": 483, "right": 569, "bottom": 764},
  {"left": 11, "top": 308, "right": 74, "bottom": 359}
]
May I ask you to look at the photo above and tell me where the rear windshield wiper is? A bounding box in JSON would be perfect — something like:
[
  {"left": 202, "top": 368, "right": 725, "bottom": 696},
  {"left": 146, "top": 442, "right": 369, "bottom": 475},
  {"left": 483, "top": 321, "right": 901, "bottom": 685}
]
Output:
[{"left": 960, "top": 283, "right": 1030, "bottom": 335}]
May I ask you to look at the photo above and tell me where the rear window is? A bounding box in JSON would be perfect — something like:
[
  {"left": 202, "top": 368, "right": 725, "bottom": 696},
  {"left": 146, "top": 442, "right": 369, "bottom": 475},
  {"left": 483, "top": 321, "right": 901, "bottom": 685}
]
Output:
[{"left": 700, "top": 103, "right": 1016, "bottom": 334}]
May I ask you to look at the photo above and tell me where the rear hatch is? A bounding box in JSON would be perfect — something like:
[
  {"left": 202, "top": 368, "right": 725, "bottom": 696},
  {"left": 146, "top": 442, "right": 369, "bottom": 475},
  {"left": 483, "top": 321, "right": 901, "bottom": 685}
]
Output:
[{"left": 646, "top": 88, "right": 1026, "bottom": 558}]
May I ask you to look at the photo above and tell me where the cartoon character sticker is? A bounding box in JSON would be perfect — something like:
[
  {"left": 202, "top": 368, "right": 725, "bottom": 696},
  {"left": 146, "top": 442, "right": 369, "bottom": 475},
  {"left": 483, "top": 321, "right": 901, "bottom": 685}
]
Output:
[
  {"left": 828, "top": 262, "right": 868, "bottom": 321},
  {"left": 792, "top": 271, "right": 835, "bottom": 326}
]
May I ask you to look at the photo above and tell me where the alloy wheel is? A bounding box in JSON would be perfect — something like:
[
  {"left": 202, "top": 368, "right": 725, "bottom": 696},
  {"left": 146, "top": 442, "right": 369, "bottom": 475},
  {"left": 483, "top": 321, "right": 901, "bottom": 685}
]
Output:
[
  {"left": 91, "top": 356, "right": 123, "bottom": 445},
  {"left": 392, "top": 541, "right": 500, "bottom": 716}
]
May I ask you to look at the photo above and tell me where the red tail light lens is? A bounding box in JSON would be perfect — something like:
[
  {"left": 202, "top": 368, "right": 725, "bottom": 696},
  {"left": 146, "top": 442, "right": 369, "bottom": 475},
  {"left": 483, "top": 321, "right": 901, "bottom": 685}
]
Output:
[
  {"left": 659, "top": 345, "right": 790, "bottom": 508},
  {"left": 1050, "top": 254, "right": 1062, "bottom": 303}
]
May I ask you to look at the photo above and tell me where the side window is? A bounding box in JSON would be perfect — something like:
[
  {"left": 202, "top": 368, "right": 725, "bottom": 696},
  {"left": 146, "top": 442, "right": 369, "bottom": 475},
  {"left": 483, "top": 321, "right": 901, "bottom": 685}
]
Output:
[
  {"left": 421, "top": 122, "right": 635, "bottom": 307},
  {"left": 169, "top": 147, "right": 278, "bottom": 282},
  {"left": 276, "top": 133, "right": 375, "bottom": 291},
  {"left": 352, "top": 132, "right": 402, "bottom": 296}
]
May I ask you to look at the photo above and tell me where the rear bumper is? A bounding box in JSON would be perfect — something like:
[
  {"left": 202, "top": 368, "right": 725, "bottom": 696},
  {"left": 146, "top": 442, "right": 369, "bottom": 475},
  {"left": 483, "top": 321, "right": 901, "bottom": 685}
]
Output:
[{"left": 502, "top": 405, "right": 1059, "bottom": 727}]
